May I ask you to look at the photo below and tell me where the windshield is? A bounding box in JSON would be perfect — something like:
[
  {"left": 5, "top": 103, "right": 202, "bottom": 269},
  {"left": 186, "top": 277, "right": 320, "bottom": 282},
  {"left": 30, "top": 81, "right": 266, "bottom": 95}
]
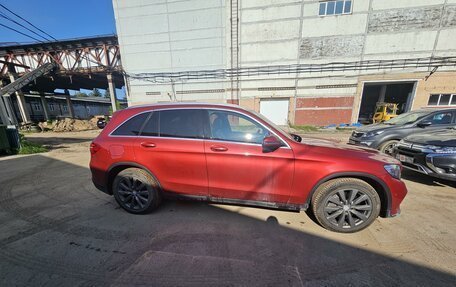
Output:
[{"left": 384, "top": 111, "right": 429, "bottom": 125}]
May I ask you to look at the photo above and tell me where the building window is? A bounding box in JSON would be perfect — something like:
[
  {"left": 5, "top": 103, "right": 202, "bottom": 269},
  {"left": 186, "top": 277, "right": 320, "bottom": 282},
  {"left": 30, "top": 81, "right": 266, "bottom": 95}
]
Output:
[
  {"left": 63, "top": 105, "right": 68, "bottom": 112},
  {"left": 428, "top": 94, "right": 456, "bottom": 106},
  {"left": 32, "top": 102, "right": 41, "bottom": 111},
  {"left": 319, "top": 0, "right": 352, "bottom": 16},
  {"left": 49, "top": 103, "right": 55, "bottom": 111}
]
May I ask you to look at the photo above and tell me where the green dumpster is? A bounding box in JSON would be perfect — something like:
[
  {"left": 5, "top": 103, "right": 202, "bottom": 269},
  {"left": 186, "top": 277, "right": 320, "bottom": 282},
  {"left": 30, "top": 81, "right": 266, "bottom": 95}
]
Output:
[
  {"left": 0, "top": 125, "right": 20, "bottom": 153},
  {"left": 6, "top": 125, "right": 20, "bottom": 151},
  {"left": 0, "top": 125, "right": 9, "bottom": 152}
]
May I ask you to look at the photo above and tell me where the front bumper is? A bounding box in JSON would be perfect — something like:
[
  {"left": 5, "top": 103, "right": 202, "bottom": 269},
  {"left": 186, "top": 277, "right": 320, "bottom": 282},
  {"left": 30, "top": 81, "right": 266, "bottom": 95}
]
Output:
[
  {"left": 382, "top": 176, "right": 407, "bottom": 218},
  {"left": 393, "top": 143, "right": 456, "bottom": 181},
  {"left": 385, "top": 208, "right": 401, "bottom": 218},
  {"left": 348, "top": 135, "right": 381, "bottom": 149}
]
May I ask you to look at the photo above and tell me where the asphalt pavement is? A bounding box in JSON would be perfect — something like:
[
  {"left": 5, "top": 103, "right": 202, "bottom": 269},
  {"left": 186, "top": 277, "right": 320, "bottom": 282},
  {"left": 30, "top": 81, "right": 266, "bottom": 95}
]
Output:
[{"left": 0, "top": 130, "right": 454, "bottom": 286}]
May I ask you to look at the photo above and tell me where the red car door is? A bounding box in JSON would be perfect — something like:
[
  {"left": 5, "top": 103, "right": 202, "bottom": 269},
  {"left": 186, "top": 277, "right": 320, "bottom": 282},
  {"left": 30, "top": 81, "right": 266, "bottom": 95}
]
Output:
[
  {"left": 204, "top": 109, "right": 294, "bottom": 204},
  {"left": 134, "top": 109, "right": 208, "bottom": 196}
]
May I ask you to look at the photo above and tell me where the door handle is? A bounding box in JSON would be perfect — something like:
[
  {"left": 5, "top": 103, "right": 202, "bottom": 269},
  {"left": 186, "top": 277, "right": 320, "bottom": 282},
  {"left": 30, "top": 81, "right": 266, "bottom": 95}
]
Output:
[
  {"left": 210, "top": 145, "right": 228, "bottom": 152},
  {"left": 141, "top": 142, "right": 156, "bottom": 148}
]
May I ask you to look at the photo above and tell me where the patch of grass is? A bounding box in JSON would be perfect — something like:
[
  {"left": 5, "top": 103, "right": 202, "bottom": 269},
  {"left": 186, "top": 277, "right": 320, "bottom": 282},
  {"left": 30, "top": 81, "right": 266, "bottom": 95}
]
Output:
[
  {"left": 18, "top": 134, "right": 48, "bottom": 154},
  {"left": 289, "top": 124, "right": 319, "bottom": 132}
]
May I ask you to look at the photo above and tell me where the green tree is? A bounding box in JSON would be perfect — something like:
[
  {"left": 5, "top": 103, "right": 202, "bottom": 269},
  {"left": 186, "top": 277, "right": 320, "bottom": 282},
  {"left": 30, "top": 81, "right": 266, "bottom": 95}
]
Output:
[
  {"left": 104, "top": 89, "right": 110, "bottom": 99},
  {"left": 74, "top": 92, "right": 88, "bottom": 97},
  {"left": 91, "top": 88, "right": 102, "bottom": 97},
  {"left": 108, "top": 102, "right": 123, "bottom": 115}
]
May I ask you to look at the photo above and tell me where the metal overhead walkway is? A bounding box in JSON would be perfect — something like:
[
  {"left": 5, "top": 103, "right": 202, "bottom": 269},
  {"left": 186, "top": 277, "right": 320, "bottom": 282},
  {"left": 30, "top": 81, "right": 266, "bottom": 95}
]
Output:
[
  {"left": 0, "top": 62, "right": 56, "bottom": 125},
  {"left": 0, "top": 35, "right": 124, "bottom": 125}
]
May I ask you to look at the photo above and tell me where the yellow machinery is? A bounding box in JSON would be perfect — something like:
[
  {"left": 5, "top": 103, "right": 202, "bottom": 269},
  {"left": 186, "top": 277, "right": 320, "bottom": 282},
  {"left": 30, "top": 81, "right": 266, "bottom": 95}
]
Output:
[{"left": 373, "top": 102, "right": 398, "bottom": 123}]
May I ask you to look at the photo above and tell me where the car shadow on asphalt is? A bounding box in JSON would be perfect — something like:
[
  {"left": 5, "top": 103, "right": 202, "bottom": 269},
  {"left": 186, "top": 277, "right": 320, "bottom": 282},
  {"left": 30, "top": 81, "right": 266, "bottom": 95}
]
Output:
[
  {"left": 402, "top": 170, "right": 456, "bottom": 188},
  {"left": 0, "top": 154, "right": 454, "bottom": 286}
]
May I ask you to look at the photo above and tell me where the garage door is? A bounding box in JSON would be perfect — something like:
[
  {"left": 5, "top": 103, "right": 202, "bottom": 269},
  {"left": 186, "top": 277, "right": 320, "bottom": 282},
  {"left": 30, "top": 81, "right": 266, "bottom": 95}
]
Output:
[{"left": 260, "top": 99, "right": 289, "bottom": 125}]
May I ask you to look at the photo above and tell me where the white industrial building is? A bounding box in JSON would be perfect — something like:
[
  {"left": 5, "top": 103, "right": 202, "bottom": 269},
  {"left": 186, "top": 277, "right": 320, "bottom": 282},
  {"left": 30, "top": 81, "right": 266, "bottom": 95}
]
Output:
[{"left": 113, "top": 0, "right": 456, "bottom": 125}]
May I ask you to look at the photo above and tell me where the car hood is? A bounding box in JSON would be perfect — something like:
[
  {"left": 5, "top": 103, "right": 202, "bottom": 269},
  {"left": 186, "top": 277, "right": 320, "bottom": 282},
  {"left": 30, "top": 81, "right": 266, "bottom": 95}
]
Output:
[
  {"left": 354, "top": 123, "right": 400, "bottom": 134},
  {"left": 405, "top": 128, "right": 456, "bottom": 147},
  {"left": 300, "top": 137, "right": 399, "bottom": 164}
]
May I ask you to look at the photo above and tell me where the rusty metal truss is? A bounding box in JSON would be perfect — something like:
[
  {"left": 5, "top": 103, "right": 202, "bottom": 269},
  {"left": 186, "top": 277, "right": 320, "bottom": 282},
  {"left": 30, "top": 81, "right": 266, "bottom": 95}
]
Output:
[
  {"left": 0, "top": 35, "right": 122, "bottom": 78},
  {"left": 0, "top": 62, "right": 56, "bottom": 95}
]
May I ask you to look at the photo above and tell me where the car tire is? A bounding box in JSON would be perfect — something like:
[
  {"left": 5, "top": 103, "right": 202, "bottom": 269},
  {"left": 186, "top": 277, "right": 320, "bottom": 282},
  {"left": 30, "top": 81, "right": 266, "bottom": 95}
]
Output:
[
  {"left": 113, "top": 168, "right": 161, "bottom": 214},
  {"left": 311, "top": 178, "right": 381, "bottom": 233},
  {"left": 379, "top": 140, "right": 399, "bottom": 156}
]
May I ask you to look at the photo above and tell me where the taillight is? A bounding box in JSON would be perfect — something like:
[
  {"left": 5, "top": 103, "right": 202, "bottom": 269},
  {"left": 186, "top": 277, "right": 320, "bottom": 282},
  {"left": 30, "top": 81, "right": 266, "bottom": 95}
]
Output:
[{"left": 90, "top": 142, "right": 101, "bottom": 155}]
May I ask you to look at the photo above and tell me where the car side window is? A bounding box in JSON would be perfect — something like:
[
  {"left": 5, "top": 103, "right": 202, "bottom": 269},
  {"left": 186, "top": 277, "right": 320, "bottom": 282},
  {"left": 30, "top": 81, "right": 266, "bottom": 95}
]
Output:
[
  {"left": 428, "top": 112, "right": 453, "bottom": 125},
  {"left": 111, "top": 112, "right": 150, "bottom": 136},
  {"left": 208, "top": 110, "right": 269, "bottom": 144},
  {"left": 140, "top": 111, "right": 159, "bottom": 136},
  {"left": 158, "top": 109, "right": 205, "bottom": 139}
]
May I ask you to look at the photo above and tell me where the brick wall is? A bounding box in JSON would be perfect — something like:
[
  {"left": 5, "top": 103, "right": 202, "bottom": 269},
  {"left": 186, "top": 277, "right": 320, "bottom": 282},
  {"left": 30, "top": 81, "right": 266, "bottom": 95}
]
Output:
[
  {"left": 226, "top": 99, "right": 240, "bottom": 105},
  {"left": 294, "top": 96, "right": 354, "bottom": 125},
  {"left": 296, "top": 96, "right": 354, "bottom": 108}
]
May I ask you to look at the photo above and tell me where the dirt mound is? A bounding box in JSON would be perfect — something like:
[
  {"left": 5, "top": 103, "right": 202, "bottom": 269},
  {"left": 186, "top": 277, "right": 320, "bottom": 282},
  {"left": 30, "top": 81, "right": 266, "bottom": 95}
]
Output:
[{"left": 38, "top": 117, "right": 100, "bottom": 132}]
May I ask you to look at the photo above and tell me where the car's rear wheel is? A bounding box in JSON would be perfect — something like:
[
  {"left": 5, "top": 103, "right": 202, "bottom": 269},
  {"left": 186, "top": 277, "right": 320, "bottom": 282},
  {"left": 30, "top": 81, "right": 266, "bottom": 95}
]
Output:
[
  {"left": 311, "top": 178, "right": 380, "bottom": 233},
  {"left": 113, "top": 168, "right": 161, "bottom": 214},
  {"left": 379, "top": 140, "right": 399, "bottom": 156}
]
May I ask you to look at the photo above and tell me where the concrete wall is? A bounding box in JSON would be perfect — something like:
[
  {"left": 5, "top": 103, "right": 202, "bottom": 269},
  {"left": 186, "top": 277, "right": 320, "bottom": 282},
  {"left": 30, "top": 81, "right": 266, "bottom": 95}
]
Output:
[
  {"left": 113, "top": 0, "right": 228, "bottom": 105},
  {"left": 113, "top": 0, "right": 456, "bottom": 125}
]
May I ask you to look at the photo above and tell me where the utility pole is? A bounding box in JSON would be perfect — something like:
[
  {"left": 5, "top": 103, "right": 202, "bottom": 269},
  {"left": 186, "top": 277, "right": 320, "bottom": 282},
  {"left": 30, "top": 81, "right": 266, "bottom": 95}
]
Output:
[{"left": 107, "top": 73, "right": 118, "bottom": 112}]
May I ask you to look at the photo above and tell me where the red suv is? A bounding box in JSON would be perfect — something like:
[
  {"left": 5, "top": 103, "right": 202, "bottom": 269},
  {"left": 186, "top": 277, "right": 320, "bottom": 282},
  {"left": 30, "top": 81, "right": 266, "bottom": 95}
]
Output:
[{"left": 90, "top": 103, "right": 407, "bottom": 233}]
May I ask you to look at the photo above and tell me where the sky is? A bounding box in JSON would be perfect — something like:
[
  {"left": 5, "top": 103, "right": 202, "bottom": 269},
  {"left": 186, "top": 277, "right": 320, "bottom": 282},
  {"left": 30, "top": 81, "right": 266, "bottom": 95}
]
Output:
[
  {"left": 0, "top": 0, "right": 116, "bottom": 44},
  {"left": 0, "top": 0, "right": 125, "bottom": 98}
]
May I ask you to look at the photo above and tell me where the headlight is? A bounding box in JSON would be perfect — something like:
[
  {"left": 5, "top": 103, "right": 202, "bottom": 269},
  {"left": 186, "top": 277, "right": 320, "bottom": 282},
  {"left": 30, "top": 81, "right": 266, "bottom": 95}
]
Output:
[
  {"left": 363, "top": 130, "right": 384, "bottom": 138},
  {"left": 384, "top": 164, "right": 401, "bottom": 179},
  {"left": 424, "top": 145, "right": 456, "bottom": 154}
]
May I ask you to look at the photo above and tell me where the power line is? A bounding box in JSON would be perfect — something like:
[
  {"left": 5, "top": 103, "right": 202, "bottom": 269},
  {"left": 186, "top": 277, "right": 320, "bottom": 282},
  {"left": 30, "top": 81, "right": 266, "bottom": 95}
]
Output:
[
  {"left": 0, "top": 3, "right": 57, "bottom": 41},
  {"left": 0, "top": 22, "right": 43, "bottom": 42},
  {"left": 0, "top": 12, "right": 50, "bottom": 41},
  {"left": 125, "top": 56, "right": 456, "bottom": 83}
]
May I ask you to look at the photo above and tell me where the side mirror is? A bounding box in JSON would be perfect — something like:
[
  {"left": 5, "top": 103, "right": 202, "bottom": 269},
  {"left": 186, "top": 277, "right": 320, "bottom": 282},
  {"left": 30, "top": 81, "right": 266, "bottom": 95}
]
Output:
[
  {"left": 290, "top": 133, "right": 302, "bottom": 142},
  {"left": 417, "top": 121, "right": 432, "bottom": 128},
  {"left": 262, "top": 135, "right": 283, "bottom": 153}
]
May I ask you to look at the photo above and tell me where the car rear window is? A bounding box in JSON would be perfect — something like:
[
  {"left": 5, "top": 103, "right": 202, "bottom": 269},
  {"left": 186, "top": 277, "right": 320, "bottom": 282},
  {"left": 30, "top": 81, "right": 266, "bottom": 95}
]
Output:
[{"left": 111, "top": 112, "right": 150, "bottom": 136}]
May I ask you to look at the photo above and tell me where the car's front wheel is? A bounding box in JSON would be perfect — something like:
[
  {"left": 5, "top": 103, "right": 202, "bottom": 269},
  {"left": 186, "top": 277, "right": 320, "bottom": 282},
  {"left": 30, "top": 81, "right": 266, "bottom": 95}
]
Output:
[
  {"left": 311, "top": 178, "right": 381, "bottom": 233},
  {"left": 113, "top": 168, "right": 161, "bottom": 214},
  {"left": 379, "top": 140, "right": 399, "bottom": 156}
]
